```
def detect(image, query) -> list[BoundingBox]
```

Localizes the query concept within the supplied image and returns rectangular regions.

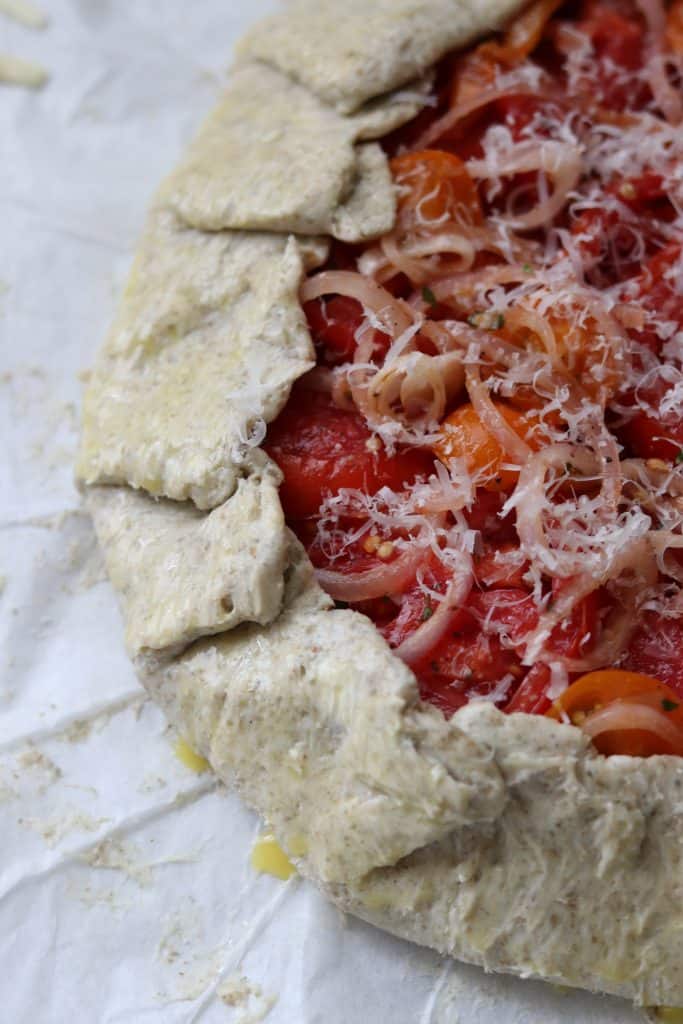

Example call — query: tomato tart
[78,0,683,1010]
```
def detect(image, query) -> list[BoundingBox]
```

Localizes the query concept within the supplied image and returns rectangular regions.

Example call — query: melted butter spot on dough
[286,833,308,858]
[251,834,296,881]
[174,738,210,774]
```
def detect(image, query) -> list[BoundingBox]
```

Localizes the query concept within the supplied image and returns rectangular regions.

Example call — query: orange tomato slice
[390,150,482,231]
[667,0,683,54]
[433,401,540,492]
[547,670,683,757]
[451,0,563,105]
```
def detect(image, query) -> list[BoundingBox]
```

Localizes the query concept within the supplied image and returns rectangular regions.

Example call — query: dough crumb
[217,973,277,1022]
[0,53,48,87]
[0,0,48,29]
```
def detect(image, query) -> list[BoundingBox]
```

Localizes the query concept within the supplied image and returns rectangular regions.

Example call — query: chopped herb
[462,667,474,680]
[467,310,505,330]
[421,603,434,621]
[335,600,349,610]
[522,262,533,273]
[422,285,437,306]
[675,450,683,465]
[662,698,679,712]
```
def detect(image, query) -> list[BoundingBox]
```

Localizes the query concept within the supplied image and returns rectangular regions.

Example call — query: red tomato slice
[466,490,519,543]
[265,383,434,519]
[547,669,683,756]
[505,663,553,714]
[618,408,683,462]
[414,630,525,718]
[573,4,648,109]
[408,587,536,716]
[304,295,390,366]
[381,553,453,648]
[624,614,683,700]
[630,243,683,354]
[475,543,530,589]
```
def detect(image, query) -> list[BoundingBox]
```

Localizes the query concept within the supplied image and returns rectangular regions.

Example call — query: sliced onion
[359,350,464,424]
[300,271,415,336]
[581,702,683,749]
[633,0,683,123]
[396,555,473,668]
[467,142,582,230]
[465,364,532,462]
[315,542,427,603]
[650,530,683,585]
[416,84,536,149]
[379,232,433,284]
[522,536,656,668]
[647,52,683,124]
[503,306,560,360]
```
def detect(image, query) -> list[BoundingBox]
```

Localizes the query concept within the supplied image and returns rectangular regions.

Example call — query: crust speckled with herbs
[77,0,683,1010]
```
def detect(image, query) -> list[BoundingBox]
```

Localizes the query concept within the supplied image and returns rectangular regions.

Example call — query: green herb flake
[422,285,437,306]
[522,262,533,273]
[421,603,434,621]
[675,450,683,465]
[467,310,505,330]
[662,698,679,712]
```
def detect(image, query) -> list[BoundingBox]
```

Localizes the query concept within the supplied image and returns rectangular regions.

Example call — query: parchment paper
[0,3,650,1021]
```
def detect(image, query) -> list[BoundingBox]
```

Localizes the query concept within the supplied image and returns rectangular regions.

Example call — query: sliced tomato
[450,0,562,108]
[390,150,483,231]
[624,614,683,700]
[668,0,683,53]
[433,401,541,492]
[304,295,390,366]
[414,630,525,718]
[463,489,516,541]
[630,243,683,354]
[505,663,553,714]
[265,383,434,518]
[618,408,683,462]
[547,669,683,756]
[475,543,530,589]
[574,4,648,109]
[409,587,536,716]
[381,553,453,648]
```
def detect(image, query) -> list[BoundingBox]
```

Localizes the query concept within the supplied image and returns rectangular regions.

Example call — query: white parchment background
[0,3,650,1021]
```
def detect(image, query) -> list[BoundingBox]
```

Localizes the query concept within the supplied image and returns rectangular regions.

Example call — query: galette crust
[237,0,534,113]
[143,569,683,1007]
[78,0,683,1010]
[77,211,314,510]
[85,460,289,657]
[157,62,431,241]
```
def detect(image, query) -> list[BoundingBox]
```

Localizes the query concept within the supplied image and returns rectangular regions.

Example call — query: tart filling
[266,0,683,755]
